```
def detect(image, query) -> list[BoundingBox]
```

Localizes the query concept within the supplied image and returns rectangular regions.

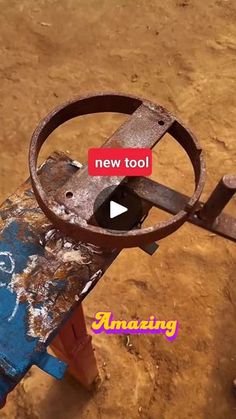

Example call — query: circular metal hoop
[29,93,206,248]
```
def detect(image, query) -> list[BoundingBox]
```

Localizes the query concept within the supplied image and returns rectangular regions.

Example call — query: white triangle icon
[110,200,128,219]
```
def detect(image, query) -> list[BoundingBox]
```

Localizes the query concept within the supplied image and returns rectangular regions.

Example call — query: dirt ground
[0,0,236,418]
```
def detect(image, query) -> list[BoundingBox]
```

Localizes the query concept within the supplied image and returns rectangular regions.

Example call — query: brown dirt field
[0,0,236,418]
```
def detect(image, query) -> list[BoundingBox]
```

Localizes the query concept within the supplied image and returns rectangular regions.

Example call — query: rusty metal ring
[29,93,206,248]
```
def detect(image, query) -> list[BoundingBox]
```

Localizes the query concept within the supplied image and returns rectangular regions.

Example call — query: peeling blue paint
[0,221,67,404]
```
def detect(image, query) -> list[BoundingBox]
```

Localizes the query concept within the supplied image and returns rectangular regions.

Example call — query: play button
[93,185,142,232]
[110,201,128,219]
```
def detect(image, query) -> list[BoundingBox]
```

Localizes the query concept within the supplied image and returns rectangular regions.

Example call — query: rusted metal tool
[0,92,235,408]
[30,92,235,245]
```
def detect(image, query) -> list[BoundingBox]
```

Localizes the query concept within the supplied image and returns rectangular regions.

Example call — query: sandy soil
[0,0,236,418]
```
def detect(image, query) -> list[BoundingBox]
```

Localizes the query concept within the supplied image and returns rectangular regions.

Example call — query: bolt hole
[158,120,164,126]
[66,191,73,199]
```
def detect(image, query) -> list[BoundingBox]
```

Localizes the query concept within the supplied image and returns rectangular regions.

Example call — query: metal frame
[0,93,235,408]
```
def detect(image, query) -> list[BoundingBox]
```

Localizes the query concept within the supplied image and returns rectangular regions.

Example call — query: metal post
[199,174,236,223]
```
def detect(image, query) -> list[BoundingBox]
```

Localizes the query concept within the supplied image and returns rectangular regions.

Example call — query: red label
[88,148,152,176]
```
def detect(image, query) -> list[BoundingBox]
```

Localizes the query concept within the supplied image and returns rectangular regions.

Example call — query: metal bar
[128,177,236,242]
[55,103,174,221]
